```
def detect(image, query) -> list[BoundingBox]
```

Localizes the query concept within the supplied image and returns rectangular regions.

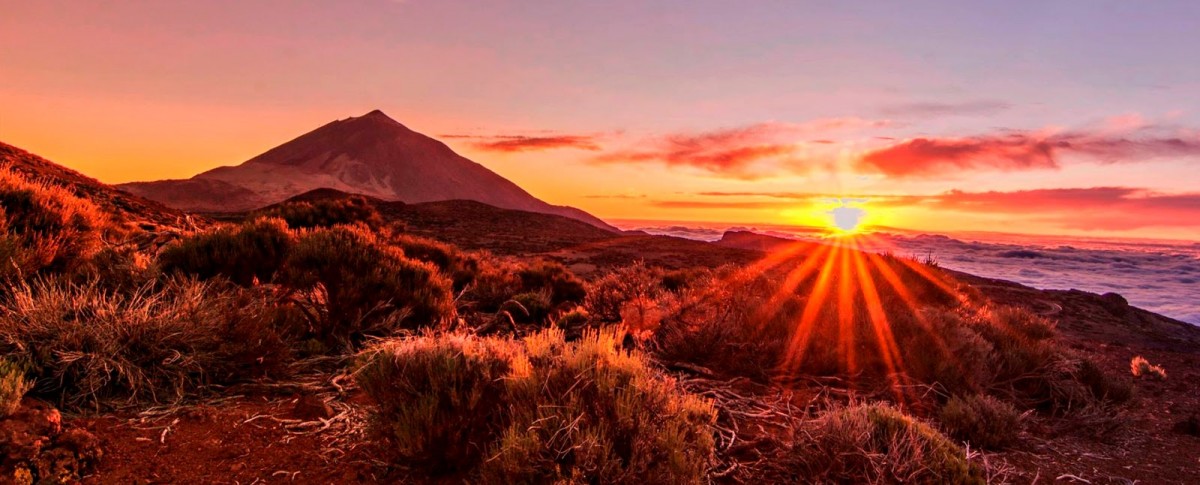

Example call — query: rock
[0,399,101,483]
[291,394,333,421]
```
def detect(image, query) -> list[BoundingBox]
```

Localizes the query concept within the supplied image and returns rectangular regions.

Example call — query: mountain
[118,110,617,231]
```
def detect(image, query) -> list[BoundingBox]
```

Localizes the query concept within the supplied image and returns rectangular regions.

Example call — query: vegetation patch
[356,328,716,483]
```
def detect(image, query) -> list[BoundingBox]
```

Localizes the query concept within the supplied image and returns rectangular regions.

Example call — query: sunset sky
[3,1,1199,240]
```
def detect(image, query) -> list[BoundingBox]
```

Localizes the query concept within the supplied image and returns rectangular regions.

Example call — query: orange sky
[3,2,1199,241]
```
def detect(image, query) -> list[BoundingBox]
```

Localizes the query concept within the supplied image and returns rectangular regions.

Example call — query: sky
[2,1,1199,240]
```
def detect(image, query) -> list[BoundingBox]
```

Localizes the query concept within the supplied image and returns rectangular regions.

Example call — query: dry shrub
[790,403,984,484]
[256,195,382,229]
[939,394,1022,449]
[1,358,32,418]
[1130,355,1167,380]
[509,291,553,324]
[158,218,295,286]
[0,166,108,281]
[356,328,716,483]
[278,225,454,344]
[991,305,1056,340]
[0,278,294,410]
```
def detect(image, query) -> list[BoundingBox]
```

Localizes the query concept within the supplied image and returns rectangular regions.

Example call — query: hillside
[0,142,198,232]
[118,110,616,230]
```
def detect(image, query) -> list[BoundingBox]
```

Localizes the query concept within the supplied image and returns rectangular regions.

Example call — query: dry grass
[939,394,1022,449]
[0,165,109,281]
[1130,355,1167,380]
[788,402,984,484]
[356,327,716,483]
[0,277,294,410]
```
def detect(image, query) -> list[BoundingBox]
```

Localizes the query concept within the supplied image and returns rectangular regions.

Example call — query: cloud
[445,134,603,152]
[918,187,1200,230]
[856,127,1200,177]
[593,118,889,179]
[880,100,1012,117]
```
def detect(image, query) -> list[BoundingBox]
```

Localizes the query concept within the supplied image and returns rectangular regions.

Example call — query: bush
[1130,355,1167,380]
[585,261,661,323]
[389,234,478,291]
[1,358,32,418]
[256,195,382,229]
[158,218,295,286]
[356,334,518,473]
[939,394,1021,449]
[278,226,454,344]
[991,306,1055,340]
[357,328,716,483]
[0,166,108,281]
[0,278,294,409]
[517,260,586,305]
[461,253,524,312]
[790,403,984,484]
[509,291,552,324]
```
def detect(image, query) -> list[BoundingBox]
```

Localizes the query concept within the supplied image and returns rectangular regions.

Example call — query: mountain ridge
[119,110,616,230]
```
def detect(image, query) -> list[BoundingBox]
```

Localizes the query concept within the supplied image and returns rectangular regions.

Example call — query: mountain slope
[1,141,195,230]
[119,110,616,230]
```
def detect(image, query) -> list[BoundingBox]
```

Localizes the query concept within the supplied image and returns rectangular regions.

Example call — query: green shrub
[0,278,293,409]
[357,328,716,483]
[1,358,32,417]
[0,166,108,281]
[278,226,454,344]
[158,218,295,286]
[256,195,382,229]
[939,394,1022,449]
[790,403,984,484]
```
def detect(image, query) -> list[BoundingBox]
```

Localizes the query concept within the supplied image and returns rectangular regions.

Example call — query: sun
[829,204,867,233]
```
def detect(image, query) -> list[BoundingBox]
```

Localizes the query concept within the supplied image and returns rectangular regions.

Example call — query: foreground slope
[118,110,616,230]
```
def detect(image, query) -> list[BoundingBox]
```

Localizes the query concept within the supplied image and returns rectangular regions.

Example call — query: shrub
[158,218,295,286]
[1130,355,1167,380]
[585,261,661,323]
[256,195,382,229]
[790,403,984,484]
[0,278,294,409]
[509,291,552,324]
[357,328,716,483]
[461,253,524,312]
[278,226,454,344]
[939,394,1022,449]
[990,305,1056,340]
[355,334,518,473]
[0,166,108,281]
[1,358,32,418]
[517,260,586,305]
[389,234,478,291]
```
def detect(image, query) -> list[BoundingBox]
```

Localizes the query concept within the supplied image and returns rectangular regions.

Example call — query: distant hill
[119,110,616,231]
[0,141,196,231]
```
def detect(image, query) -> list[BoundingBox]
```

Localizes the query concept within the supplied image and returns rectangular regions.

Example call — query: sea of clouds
[614,221,1200,325]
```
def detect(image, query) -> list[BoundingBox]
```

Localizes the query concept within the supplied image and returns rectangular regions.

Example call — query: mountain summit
[119,110,615,230]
